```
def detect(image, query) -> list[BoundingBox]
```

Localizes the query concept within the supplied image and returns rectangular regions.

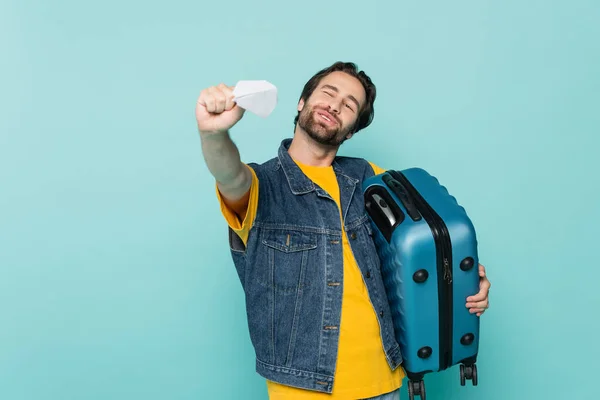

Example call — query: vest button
[350,232,357,240]
[366,271,371,278]
[380,310,384,317]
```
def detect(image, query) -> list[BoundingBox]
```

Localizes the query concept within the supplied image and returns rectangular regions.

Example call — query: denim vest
[227,138,403,393]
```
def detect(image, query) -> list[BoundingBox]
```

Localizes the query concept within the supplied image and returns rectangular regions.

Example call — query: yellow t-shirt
[216,159,404,399]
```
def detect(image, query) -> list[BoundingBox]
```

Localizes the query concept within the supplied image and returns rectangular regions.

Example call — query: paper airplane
[233,80,278,118]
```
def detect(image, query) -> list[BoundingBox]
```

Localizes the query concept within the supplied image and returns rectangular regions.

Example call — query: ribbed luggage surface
[363,168,481,399]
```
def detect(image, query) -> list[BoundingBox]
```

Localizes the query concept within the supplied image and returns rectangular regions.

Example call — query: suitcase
[363,168,480,400]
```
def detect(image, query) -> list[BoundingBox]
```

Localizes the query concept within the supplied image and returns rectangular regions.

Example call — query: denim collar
[276,138,360,196]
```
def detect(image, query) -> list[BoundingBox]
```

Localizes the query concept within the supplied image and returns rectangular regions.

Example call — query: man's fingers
[466,289,487,302]
[482,277,491,292]
[204,90,216,113]
[219,83,236,92]
[470,308,486,315]
[198,84,237,115]
[214,84,237,113]
[224,92,236,112]
[217,83,233,98]
[466,299,488,309]
[468,273,491,303]
[207,87,226,114]
[197,91,206,107]
[218,84,236,111]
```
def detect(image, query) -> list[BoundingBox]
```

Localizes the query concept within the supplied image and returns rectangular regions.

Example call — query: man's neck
[287,130,339,167]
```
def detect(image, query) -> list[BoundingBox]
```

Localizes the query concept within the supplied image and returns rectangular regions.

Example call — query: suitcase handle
[364,186,404,242]
[383,173,422,221]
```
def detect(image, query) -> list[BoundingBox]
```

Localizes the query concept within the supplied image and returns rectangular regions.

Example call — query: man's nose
[328,101,341,114]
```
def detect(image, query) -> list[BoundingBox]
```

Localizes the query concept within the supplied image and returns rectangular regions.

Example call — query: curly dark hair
[293,61,376,134]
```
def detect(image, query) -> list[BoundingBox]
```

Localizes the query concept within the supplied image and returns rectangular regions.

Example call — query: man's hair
[294,61,376,134]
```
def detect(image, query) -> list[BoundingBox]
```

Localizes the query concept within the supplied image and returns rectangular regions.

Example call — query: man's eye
[324,91,333,96]
[345,103,354,111]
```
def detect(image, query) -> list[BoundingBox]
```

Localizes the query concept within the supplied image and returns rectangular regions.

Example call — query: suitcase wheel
[460,363,478,386]
[408,379,426,400]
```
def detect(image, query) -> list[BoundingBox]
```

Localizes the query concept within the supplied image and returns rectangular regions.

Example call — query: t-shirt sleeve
[368,161,387,176]
[215,164,259,246]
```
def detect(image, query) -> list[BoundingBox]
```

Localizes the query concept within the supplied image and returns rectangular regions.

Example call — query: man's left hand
[465,263,491,317]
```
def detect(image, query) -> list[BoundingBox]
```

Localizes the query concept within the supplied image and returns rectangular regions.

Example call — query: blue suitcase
[363,168,480,400]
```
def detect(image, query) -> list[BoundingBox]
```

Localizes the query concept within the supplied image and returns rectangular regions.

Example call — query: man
[196,61,491,399]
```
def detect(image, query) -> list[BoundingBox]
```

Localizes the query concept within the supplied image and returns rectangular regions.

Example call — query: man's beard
[297,107,351,147]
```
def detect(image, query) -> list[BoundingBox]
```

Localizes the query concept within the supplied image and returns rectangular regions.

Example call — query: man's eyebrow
[322,84,360,109]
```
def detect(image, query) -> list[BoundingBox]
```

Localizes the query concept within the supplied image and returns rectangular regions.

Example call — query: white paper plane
[233,80,278,118]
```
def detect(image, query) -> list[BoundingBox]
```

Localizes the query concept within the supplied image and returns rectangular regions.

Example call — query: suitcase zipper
[388,171,454,371]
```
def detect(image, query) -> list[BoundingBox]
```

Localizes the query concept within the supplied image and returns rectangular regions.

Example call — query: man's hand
[466,263,491,317]
[196,83,245,134]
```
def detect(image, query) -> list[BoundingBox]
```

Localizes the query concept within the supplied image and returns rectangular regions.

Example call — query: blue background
[1,0,598,399]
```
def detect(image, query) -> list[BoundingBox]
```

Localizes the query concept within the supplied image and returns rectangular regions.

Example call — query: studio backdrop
[1,0,598,399]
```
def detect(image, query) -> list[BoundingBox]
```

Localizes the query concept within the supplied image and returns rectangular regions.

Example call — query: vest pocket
[258,229,318,294]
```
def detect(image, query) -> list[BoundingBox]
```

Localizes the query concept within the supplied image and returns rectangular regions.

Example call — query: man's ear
[297,99,305,112]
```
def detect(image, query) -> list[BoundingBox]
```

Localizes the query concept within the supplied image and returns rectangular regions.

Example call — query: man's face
[297,71,366,147]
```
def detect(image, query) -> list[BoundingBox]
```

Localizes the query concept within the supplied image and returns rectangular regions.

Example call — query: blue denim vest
[227,138,403,393]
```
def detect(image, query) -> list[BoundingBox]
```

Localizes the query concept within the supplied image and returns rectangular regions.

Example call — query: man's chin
[306,129,343,146]
[312,121,338,137]
[298,114,344,146]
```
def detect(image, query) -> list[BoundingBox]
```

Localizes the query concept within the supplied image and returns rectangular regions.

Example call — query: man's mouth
[316,110,337,126]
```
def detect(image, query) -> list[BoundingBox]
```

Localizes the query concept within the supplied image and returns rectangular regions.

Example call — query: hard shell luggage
[363,168,481,400]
